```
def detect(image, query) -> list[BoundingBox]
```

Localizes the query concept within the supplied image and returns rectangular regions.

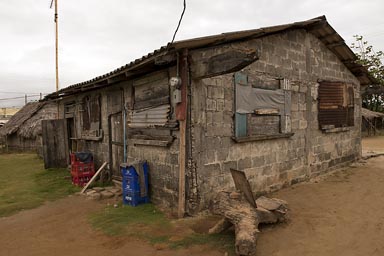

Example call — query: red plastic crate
[71,175,93,187]
[70,153,95,187]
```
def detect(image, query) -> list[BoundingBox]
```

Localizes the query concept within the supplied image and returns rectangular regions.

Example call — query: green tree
[351,35,384,112]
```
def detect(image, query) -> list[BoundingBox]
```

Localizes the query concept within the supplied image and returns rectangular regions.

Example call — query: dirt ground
[1,136,384,256]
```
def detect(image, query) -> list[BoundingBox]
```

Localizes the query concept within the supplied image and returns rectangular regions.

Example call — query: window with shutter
[318,82,354,130]
[129,71,171,129]
[234,72,293,142]
[80,94,102,139]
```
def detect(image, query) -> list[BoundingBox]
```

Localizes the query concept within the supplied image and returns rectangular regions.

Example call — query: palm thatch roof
[0,102,57,139]
[362,108,384,120]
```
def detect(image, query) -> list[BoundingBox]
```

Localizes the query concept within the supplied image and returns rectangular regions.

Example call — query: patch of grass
[89,203,235,254]
[89,203,170,236]
[0,153,80,217]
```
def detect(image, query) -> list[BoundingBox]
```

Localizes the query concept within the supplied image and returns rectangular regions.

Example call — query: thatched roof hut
[362,108,384,136]
[0,102,44,138]
[362,108,384,120]
[0,102,57,152]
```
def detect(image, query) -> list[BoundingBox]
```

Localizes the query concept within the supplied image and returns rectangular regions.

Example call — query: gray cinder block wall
[189,29,361,211]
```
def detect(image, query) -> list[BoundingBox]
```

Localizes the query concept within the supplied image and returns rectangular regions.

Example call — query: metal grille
[318,82,354,128]
[318,82,344,109]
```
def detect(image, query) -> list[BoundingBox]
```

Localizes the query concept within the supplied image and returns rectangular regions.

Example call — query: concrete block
[299,120,308,129]
[238,157,252,170]
[203,163,221,173]
[206,99,216,111]
[216,99,224,112]
[223,160,237,172]
[252,155,265,167]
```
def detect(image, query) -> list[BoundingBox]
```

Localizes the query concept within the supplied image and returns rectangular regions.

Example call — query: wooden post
[177,49,188,218]
[178,120,186,218]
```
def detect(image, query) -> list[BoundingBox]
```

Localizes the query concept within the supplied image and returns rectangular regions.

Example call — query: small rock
[87,192,101,201]
[108,188,122,194]
[100,190,114,199]
[92,187,105,192]
[85,189,97,196]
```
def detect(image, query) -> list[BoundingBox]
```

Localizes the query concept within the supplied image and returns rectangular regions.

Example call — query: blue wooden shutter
[234,72,248,137]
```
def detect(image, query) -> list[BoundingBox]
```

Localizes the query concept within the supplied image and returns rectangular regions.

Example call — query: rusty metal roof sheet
[45,15,374,100]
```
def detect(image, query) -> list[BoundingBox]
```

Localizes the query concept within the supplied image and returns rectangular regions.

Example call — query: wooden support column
[177,49,188,218]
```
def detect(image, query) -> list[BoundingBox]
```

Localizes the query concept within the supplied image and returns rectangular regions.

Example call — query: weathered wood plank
[191,49,259,79]
[247,115,280,136]
[132,71,168,87]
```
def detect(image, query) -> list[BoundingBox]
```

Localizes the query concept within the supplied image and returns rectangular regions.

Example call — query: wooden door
[42,119,68,168]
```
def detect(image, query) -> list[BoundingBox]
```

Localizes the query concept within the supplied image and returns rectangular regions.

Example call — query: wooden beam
[178,119,186,218]
[178,49,188,218]
[107,74,127,84]
[155,53,176,65]
[191,49,259,79]
[81,162,108,193]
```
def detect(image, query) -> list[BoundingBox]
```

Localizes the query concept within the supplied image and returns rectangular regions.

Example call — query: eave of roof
[45,15,374,100]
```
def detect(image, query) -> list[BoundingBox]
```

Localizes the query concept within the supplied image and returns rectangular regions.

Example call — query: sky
[0,0,383,107]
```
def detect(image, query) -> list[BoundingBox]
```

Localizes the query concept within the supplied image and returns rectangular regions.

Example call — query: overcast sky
[0,0,383,107]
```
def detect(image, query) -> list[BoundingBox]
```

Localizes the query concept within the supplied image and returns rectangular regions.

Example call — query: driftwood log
[210,191,288,256]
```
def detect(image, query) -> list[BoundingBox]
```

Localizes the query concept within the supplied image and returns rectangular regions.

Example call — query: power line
[0,91,49,94]
[170,0,186,45]
[0,94,42,101]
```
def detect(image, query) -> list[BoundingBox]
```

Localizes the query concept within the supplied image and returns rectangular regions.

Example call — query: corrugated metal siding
[128,104,170,128]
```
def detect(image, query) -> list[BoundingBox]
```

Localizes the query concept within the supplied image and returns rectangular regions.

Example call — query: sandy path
[0,196,220,256]
[257,155,384,256]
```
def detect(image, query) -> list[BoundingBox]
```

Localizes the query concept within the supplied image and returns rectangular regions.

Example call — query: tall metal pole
[54,0,59,93]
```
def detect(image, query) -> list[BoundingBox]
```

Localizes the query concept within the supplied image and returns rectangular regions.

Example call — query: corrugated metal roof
[45,15,374,100]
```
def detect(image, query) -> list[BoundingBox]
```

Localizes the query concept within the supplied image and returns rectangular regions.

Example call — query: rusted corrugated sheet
[318,108,348,127]
[318,82,344,108]
[129,105,170,128]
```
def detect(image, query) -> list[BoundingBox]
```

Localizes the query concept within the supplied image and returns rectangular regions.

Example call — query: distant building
[0,107,20,119]
[0,102,57,155]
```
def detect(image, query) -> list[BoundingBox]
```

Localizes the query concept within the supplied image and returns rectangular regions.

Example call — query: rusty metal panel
[129,104,170,128]
[318,82,344,109]
[318,108,348,127]
[318,82,355,128]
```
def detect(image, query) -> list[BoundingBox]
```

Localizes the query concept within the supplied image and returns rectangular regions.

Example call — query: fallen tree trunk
[211,191,259,256]
[210,191,288,256]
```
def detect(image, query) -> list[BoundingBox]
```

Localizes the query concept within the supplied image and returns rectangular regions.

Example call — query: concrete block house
[44,16,372,216]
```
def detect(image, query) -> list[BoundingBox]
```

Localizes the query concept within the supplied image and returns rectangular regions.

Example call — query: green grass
[0,153,80,217]
[89,203,170,236]
[89,203,235,254]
